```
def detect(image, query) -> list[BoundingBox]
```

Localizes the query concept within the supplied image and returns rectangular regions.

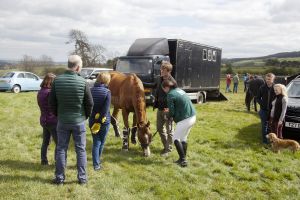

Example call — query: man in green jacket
[162,80,196,167]
[49,55,94,185]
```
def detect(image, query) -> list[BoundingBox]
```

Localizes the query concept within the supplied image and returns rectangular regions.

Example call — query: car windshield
[80,69,93,78]
[287,81,300,98]
[2,72,15,78]
[116,58,152,74]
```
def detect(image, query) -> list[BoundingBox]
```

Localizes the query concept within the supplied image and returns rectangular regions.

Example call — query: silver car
[80,67,113,87]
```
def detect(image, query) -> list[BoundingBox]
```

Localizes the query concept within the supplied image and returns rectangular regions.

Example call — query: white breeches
[173,115,196,142]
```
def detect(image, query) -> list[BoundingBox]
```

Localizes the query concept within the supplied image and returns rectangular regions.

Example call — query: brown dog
[266,133,300,153]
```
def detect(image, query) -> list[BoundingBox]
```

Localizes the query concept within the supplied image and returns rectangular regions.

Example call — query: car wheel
[196,92,205,104]
[12,85,21,93]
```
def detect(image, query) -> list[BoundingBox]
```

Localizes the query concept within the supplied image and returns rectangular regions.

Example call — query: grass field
[1,83,300,200]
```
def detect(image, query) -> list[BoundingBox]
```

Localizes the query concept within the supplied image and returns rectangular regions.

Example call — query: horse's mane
[131,74,146,124]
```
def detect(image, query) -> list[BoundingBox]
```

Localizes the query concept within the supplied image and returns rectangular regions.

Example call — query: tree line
[265,58,300,68]
[1,29,117,76]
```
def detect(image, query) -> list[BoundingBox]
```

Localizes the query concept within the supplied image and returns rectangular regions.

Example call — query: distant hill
[223,51,300,64]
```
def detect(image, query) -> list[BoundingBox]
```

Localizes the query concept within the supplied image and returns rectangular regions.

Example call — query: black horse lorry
[114,38,225,104]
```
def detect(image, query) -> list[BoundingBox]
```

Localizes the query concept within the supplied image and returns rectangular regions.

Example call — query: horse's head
[137,120,152,157]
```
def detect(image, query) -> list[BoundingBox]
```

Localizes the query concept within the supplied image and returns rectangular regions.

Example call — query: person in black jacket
[256,73,276,144]
[153,61,177,156]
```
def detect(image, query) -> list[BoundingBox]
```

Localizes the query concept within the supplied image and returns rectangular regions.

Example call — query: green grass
[1,83,300,199]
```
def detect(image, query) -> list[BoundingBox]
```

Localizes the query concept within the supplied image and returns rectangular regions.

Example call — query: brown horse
[109,71,152,156]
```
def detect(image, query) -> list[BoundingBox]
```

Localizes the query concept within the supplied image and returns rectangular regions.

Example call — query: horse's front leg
[111,107,120,137]
[122,109,130,151]
[131,113,137,145]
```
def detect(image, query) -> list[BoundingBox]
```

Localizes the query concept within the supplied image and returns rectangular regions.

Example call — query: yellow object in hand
[91,123,100,134]
[91,113,101,134]
[102,117,106,123]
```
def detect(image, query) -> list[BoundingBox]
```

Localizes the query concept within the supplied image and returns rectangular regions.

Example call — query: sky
[0,0,300,62]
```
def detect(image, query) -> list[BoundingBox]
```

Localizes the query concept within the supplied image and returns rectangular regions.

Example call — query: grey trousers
[156,110,173,151]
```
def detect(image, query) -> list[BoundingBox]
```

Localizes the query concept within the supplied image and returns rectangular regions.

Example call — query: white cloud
[0,0,300,61]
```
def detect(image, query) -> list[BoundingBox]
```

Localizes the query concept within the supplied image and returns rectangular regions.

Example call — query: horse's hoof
[143,147,151,157]
[131,140,137,145]
[122,144,129,151]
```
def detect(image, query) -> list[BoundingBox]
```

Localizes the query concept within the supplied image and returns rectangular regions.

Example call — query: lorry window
[116,59,152,74]
[208,50,212,61]
[203,49,207,60]
[212,51,217,62]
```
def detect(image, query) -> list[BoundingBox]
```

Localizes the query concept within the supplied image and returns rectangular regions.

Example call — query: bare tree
[39,54,54,68]
[20,54,55,73]
[21,55,35,71]
[67,29,106,67]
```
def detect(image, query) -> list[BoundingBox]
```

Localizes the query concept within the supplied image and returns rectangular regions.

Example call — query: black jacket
[256,83,276,111]
[153,75,177,110]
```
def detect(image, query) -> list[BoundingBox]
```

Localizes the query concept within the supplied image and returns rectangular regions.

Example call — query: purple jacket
[37,87,57,126]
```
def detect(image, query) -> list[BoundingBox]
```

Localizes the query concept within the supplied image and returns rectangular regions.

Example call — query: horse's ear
[146,121,150,127]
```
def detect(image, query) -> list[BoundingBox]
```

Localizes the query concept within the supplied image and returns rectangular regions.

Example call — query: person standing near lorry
[256,73,276,145]
[153,61,177,156]
[233,73,239,93]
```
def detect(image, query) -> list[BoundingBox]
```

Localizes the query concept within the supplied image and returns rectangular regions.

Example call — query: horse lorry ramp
[114,38,227,104]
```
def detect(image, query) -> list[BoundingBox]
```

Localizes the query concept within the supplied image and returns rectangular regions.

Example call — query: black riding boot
[111,116,120,137]
[131,126,137,145]
[181,141,188,157]
[174,140,187,167]
[122,128,130,151]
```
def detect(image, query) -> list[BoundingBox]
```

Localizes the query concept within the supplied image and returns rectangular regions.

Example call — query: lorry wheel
[197,92,204,104]
[12,85,21,93]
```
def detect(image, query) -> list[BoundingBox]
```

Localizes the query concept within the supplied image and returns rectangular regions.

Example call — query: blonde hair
[96,72,111,85]
[68,55,82,71]
[274,84,287,97]
[161,61,173,72]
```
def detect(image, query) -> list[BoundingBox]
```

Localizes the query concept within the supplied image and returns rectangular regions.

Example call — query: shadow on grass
[0,159,52,184]
[103,145,165,165]
[0,174,50,184]
[86,133,165,166]
[0,159,53,172]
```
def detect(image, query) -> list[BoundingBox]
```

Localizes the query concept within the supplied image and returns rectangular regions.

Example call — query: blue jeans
[226,84,231,92]
[41,125,58,164]
[55,121,87,182]
[92,123,110,168]
[259,109,269,144]
[233,83,238,93]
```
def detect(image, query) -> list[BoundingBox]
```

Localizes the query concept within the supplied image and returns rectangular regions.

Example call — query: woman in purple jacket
[37,73,58,165]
